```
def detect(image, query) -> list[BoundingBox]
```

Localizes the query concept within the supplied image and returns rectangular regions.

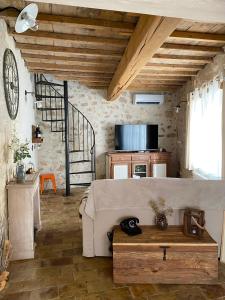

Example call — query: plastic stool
[40,173,57,194]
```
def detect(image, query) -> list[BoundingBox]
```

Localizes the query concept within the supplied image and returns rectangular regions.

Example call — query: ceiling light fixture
[15,3,39,33]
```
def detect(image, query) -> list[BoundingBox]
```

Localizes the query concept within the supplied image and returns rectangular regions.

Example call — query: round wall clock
[3,49,19,120]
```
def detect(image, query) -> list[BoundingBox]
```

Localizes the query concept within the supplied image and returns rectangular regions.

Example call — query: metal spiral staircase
[34,74,96,196]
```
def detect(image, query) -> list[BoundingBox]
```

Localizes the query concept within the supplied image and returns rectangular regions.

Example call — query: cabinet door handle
[160,246,170,261]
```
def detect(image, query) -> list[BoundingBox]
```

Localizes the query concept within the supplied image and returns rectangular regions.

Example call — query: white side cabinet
[6,173,41,261]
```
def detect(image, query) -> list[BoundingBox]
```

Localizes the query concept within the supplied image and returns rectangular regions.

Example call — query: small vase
[155,213,168,230]
[16,163,25,183]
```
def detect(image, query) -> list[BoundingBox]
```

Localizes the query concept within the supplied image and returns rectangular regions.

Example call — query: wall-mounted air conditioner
[133,93,164,105]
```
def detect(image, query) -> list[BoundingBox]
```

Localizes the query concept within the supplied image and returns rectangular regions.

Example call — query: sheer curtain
[186,79,223,179]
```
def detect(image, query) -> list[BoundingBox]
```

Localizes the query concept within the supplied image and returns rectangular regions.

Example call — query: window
[186,79,223,179]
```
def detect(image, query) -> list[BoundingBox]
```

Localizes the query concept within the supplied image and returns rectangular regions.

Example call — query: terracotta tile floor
[1,189,225,299]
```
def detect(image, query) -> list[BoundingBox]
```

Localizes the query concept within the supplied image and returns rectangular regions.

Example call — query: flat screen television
[115,124,158,151]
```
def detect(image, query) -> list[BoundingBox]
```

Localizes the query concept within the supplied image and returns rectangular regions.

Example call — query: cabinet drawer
[111,154,131,162]
[131,154,149,161]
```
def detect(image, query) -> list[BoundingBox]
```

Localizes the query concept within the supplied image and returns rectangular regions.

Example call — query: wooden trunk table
[113,225,218,284]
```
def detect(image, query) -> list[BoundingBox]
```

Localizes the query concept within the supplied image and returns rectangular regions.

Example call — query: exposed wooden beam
[128,85,178,92]
[1,8,135,35]
[55,76,111,83]
[17,43,123,58]
[26,62,115,73]
[82,82,108,88]
[0,8,135,36]
[107,15,180,101]
[144,63,203,71]
[30,69,113,78]
[152,54,213,63]
[136,75,190,81]
[22,53,120,65]
[139,70,197,76]
[9,29,128,47]
[132,79,185,85]
[161,43,224,53]
[171,30,225,43]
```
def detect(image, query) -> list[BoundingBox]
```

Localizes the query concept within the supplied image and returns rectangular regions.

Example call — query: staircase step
[38,108,63,111]
[70,160,91,164]
[70,183,91,187]
[43,119,64,122]
[51,130,65,133]
[70,171,94,175]
[69,150,84,153]
[36,95,63,99]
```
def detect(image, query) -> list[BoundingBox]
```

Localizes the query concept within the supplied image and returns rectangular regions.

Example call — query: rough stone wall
[37,77,178,189]
[175,54,225,178]
[0,20,37,239]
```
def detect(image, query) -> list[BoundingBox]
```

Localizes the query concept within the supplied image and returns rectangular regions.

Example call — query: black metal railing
[34,74,96,195]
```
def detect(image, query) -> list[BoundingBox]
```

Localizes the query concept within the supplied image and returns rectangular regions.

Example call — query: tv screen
[115,124,158,151]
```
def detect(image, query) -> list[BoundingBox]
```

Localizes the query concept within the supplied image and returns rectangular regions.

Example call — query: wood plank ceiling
[0,0,225,100]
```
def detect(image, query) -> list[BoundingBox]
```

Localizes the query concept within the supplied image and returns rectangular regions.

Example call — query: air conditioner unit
[133,93,164,105]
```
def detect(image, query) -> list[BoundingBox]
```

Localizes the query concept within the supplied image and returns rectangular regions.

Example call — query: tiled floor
[1,189,225,299]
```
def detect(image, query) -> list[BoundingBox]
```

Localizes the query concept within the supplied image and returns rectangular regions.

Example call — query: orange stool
[40,173,57,194]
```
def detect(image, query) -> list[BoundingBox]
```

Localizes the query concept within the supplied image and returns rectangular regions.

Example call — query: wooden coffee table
[113,225,218,284]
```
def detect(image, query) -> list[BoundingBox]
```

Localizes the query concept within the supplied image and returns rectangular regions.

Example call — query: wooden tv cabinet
[106,151,171,179]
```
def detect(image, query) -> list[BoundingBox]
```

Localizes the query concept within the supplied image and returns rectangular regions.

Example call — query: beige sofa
[79,177,225,257]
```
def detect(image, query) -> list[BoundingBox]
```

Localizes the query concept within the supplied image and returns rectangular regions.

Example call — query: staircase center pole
[64,81,70,196]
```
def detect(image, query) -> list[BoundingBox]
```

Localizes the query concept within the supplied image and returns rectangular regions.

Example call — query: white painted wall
[0,19,38,237]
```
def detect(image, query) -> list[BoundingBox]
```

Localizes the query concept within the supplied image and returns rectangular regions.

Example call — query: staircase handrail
[35,74,95,153]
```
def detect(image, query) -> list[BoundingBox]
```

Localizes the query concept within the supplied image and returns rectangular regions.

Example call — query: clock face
[3,49,19,120]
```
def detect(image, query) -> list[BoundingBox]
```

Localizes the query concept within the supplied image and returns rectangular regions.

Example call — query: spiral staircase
[34,74,96,196]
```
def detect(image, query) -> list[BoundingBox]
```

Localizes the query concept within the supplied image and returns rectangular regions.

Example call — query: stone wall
[175,54,225,178]
[37,77,178,189]
[0,20,37,240]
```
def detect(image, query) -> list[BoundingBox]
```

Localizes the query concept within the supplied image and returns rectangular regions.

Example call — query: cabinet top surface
[6,172,39,189]
[107,151,170,155]
[113,225,217,247]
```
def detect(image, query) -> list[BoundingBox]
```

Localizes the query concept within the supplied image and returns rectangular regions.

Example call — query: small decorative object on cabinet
[9,131,31,183]
[149,198,173,230]
[183,208,205,238]
[120,217,142,236]
[32,125,43,144]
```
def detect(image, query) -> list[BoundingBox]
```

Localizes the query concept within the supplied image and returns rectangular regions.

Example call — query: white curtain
[186,79,223,179]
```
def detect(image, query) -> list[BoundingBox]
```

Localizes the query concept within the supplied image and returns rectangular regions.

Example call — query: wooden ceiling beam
[139,70,197,76]
[0,8,135,35]
[171,30,225,43]
[30,69,113,78]
[17,43,123,58]
[161,43,224,53]
[81,82,108,87]
[9,29,128,47]
[55,76,111,83]
[152,54,213,63]
[26,62,115,73]
[136,75,190,81]
[22,53,120,65]
[107,15,180,101]
[128,85,178,92]
[132,80,185,85]
[144,63,203,71]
